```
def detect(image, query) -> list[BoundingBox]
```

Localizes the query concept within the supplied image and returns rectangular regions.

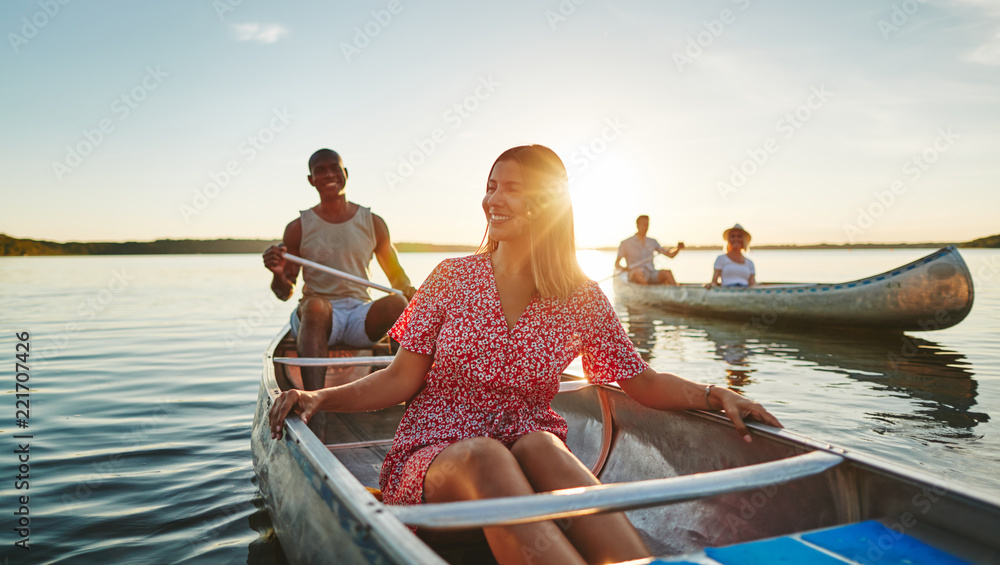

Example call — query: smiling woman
[479,145,589,300]
[267,145,779,565]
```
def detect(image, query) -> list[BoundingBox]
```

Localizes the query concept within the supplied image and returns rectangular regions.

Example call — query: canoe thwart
[387,450,844,530]
[274,356,394,367]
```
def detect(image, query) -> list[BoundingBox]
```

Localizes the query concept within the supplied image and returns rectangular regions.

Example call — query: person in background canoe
[261,148,416,391]
[706,223,756,288]
[614,215,684,285]
[268,145,781,565]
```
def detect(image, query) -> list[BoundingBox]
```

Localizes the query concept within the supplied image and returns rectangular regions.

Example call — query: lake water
[1,249,998,563]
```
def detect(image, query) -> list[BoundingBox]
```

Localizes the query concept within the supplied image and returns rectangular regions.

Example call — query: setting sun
[568,153,645,248]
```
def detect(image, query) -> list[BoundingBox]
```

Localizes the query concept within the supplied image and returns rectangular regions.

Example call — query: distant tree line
[963,234,1000,248]
[0,234,480,256]
[1,232,995,256]
[0,234,274,256]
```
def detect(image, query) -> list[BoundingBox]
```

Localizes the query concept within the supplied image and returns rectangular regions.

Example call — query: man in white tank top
[262,149,416,391]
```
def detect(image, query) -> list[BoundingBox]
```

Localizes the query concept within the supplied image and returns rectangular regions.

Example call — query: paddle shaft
[598,251,661,283]
[283,253,403,296]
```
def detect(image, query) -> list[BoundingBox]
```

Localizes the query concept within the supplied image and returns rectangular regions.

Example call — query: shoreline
[2,233,997,256]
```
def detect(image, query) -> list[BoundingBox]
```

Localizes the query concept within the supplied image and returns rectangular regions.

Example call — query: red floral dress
[379,253,648,505]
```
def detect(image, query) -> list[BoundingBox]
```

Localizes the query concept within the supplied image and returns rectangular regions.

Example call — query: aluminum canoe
[250,326,1000,564]
[613,246,974,331]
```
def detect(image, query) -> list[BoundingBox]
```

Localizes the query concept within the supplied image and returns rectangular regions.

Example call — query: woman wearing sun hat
[706,224,755,288]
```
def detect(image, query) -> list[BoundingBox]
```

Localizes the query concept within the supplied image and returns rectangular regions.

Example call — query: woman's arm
[618,367,782,442]
[269,348,432,439]
[747,273,756,286]
[705,268,722,288]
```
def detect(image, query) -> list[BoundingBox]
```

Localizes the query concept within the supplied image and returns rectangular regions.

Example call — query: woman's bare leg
[510,431,649,564]
[424,437,586,565]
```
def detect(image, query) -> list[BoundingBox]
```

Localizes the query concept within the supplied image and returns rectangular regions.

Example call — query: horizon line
[2,232,994,250]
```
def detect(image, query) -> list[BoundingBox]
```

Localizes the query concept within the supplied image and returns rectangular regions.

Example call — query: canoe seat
[656,520,970,565]
[365,487,383,502]
[278,333,394,351]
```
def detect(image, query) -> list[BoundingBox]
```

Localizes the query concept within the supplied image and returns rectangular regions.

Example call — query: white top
[714,254,755,287]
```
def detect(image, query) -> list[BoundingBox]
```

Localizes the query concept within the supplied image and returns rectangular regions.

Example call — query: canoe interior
[259,331,1000,564]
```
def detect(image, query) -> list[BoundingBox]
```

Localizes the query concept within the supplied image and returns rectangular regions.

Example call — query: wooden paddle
[283,253,403,296]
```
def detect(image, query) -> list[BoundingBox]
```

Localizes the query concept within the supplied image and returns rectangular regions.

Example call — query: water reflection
[248,490,288,564]
[616,303,989,432]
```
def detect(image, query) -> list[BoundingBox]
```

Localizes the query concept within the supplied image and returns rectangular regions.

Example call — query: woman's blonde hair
[477,145,589,300]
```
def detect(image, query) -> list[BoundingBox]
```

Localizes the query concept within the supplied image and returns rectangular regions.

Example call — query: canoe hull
[613,246,974,331]
[252,323,1000,563]
[250,328,446,565]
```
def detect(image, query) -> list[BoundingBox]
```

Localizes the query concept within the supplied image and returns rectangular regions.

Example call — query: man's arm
[262,219,302,301]
[614,242,628,271]
[372,214,416,299]
[661,242,685,259]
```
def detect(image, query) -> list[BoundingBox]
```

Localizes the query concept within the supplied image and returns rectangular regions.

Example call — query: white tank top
[298,206,376,302]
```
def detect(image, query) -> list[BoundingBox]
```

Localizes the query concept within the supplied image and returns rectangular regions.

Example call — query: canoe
[613,246,974,331]
[250,326,1000,564]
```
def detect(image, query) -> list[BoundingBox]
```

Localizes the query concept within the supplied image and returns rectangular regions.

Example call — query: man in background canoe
[262,148,416,391]
[615,215,685,285]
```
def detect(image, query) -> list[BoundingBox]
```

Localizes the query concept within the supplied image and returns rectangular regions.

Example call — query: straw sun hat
[722,224,751,245]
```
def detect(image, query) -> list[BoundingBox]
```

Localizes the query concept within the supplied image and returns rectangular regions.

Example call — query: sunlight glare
[569,154,644,249]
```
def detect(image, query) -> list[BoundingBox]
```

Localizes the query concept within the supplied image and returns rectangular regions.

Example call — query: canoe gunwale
[686,406,1000,512]
[252,324,447,565]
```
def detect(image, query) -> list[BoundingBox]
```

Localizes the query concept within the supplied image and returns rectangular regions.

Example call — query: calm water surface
[0,249,997,563]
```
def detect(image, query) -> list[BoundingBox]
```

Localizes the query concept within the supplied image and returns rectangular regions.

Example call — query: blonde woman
[706,224,756,288]
[270,146,781,564]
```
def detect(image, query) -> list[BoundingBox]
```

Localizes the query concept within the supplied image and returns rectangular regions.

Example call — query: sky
[2,0,998,248]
